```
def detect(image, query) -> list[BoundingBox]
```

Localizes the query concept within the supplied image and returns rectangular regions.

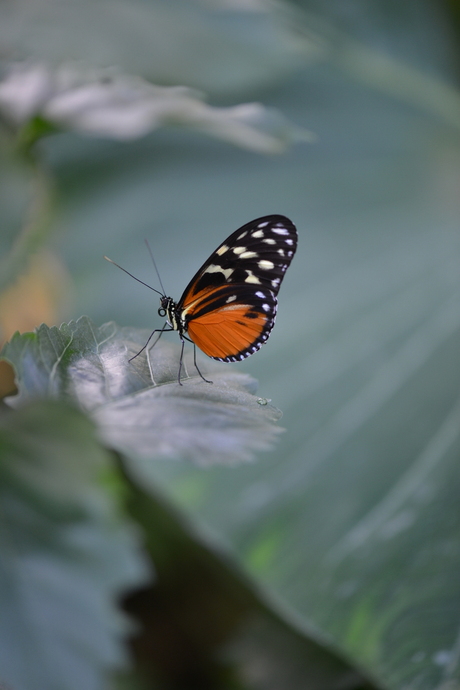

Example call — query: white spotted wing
[177,215,297,361]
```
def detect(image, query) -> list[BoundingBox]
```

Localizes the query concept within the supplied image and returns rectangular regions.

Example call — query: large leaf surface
[45,110,460,690]
[2,3,460,689]
[32,13,460,690]
[0,0,305,96]
[2,318,283,466]
[122,478,377,690]
[0,400,149,690]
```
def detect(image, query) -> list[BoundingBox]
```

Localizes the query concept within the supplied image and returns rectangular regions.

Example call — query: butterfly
[105,215,297,384]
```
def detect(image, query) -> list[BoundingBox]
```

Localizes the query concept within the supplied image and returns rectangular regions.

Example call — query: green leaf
[0,400,149,690]
[1,317,283,465]
[0,64,313,153]
[122,477,376,690]
[0,0,305,97]
[30,76,460,690]
[3,4,460,689]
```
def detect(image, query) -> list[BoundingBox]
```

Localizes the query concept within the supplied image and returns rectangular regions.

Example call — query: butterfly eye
[158,307,167,317]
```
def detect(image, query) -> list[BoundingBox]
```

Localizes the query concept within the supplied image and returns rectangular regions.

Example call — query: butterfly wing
[177,215,297,361]
[185,284,277,361]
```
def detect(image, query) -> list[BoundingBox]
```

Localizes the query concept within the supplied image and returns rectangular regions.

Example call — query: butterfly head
[159,295,181,331]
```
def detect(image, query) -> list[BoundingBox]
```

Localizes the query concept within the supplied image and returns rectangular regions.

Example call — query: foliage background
[1,1,460,690]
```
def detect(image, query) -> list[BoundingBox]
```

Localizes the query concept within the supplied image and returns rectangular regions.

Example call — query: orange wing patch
[181,286,218,314]
[187,304,268,360]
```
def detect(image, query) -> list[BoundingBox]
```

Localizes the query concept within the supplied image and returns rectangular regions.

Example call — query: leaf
[4,5,459,689]
[121,478,376,690]
[140,225,460,690]
[1,317,283,466]
[0,63,313,152]
[0,0,307,96]
[0,400,149,690]
[28,62,460,690]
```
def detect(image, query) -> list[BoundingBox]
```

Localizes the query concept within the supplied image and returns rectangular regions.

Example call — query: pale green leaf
[2,318,283,466]
[0,400,149,690]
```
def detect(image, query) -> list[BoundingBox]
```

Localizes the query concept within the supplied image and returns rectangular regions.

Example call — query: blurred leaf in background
[0,401,149,690]
[1,1,460,689]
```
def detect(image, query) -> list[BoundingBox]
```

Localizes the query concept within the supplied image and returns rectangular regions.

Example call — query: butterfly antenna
[145,239,167,296]
[104,256,163,296]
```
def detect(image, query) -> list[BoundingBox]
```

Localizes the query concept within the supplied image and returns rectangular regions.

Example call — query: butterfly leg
[177,337,186,385]
[129,323,173,362]
[192,343,213,384]
[181,335,212,384]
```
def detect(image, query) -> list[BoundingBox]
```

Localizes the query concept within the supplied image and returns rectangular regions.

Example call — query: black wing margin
[178,215,297,308]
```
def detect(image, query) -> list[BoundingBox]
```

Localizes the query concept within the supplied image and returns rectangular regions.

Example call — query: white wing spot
[251,229,264,238]
[240,250,258,259]
[226,294,237,303]
[258,259,274,270]
[277,248,285,256]
[255,291,265,298]
[263,238,276,245]
[216,244,229,256]
[262,303,270,312]
[258,221,269,228]
[237,231,248,240]
[272,228,289,235]
[245,270,261,284]
[285,238,294,245]
[204,264,234,280]
[233,246,247,255]
[271,278,280,288]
